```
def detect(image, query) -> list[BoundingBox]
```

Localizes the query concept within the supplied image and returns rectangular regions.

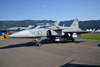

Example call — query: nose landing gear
[32,38,41,47]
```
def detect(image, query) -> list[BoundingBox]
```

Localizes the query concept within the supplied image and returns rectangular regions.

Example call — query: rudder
[70,17,79,28]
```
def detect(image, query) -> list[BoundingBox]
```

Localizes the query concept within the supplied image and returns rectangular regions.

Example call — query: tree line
[0,20,100,30]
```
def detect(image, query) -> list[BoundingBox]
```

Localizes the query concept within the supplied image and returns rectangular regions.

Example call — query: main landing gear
[32,38,41,47]
[70,33,75,42]
[71,38,75,42]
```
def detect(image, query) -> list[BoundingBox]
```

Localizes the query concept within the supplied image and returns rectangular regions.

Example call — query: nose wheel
[32,38,41,47]
[36,42,41,46]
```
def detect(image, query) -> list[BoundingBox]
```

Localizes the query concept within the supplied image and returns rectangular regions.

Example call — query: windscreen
[34,23,54,29]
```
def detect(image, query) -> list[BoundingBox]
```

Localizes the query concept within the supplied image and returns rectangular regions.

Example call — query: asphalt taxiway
[0,38,100,67]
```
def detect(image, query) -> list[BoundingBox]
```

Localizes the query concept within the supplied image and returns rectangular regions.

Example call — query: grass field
[0,37,5,40]
[81,34,100,40]
[0,37,9,40]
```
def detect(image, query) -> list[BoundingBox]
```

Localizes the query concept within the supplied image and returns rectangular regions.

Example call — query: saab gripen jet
[9,17,88,46]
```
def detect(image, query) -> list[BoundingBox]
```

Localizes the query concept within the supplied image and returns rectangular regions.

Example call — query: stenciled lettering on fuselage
[31,30,42,35]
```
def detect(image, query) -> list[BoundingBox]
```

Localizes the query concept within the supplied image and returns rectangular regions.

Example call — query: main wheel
[72,39,75,42]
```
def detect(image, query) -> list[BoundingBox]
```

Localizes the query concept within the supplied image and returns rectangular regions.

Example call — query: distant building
[96,29,100,32]
[86,28,100,34]
[92,29,96,32]
[86,29,90,31]
[86,29,93,32]
[89,29,93,32]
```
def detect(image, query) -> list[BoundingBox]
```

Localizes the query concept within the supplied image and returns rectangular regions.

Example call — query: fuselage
[8,25,82,38]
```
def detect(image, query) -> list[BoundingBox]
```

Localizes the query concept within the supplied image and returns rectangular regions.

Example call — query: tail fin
[54,21,60,25]
[70,17,79,28]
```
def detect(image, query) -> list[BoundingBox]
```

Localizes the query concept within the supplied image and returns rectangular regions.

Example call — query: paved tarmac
[0,38,100,67]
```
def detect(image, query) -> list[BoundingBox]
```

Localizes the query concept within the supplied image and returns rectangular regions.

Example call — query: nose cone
[8,30,28,37]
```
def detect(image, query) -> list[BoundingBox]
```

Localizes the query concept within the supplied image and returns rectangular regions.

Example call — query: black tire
[72,39,75,42]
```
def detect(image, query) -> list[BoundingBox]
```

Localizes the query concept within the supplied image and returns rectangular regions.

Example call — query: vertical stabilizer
[70,17,79,28]
[54,21,60,25]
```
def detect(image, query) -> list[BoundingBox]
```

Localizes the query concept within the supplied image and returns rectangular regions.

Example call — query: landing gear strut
[32,38,41,47]
[70,33,75,42]
[71,38,75,42]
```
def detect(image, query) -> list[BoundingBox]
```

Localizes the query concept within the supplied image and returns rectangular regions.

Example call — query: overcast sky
[0,0,100,21]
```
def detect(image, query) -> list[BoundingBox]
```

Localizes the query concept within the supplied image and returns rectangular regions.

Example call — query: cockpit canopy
[34,23,54,29]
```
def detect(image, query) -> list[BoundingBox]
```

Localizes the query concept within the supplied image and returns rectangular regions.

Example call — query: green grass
[80,34,100,40]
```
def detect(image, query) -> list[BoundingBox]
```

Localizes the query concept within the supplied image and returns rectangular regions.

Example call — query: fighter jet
[9,17,88,46]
